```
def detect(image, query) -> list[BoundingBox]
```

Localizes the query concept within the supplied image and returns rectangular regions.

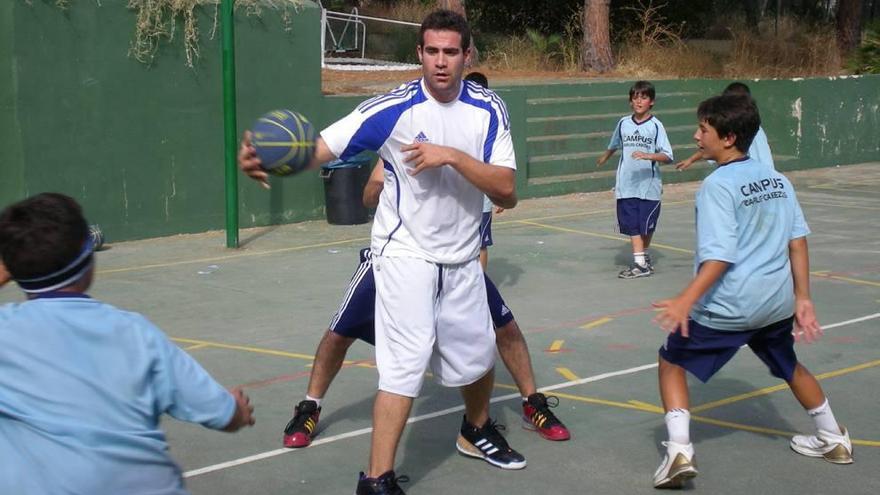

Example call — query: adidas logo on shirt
[500,305,511,316]
[414,131,430,143]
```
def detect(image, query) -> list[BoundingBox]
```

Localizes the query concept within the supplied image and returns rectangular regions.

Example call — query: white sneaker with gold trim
[790,427,854,464]
[653,441,698,489]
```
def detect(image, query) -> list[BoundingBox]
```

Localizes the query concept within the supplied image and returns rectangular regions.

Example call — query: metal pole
[221,0,239,248]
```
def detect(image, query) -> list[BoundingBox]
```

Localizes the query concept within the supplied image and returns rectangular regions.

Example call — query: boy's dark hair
[723,82,752,97]
[697,95,761,153]
[629,80,656,101]
[0,193,88,281]
[464,71,488,88]
[419,9,471,51]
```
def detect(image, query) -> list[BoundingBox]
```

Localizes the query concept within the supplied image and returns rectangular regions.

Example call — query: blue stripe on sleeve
[459,87,500,163]
[341,87,428,161]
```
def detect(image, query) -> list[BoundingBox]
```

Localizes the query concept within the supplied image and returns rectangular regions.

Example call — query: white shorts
[373,255,495,397]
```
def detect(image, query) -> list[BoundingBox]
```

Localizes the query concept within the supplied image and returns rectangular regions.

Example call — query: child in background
[597,80,673,279]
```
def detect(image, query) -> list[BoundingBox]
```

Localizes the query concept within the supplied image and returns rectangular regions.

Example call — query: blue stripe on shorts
[330,253,513,344]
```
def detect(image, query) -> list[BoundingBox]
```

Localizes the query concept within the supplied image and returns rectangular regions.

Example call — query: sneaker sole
[455,435,527,470]
[654,467,698,489]
[522,417,571,441]
[789,442,853,464]
[619,271,652,279]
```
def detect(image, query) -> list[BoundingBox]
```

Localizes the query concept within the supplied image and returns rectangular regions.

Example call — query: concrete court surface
[2,162,878,494]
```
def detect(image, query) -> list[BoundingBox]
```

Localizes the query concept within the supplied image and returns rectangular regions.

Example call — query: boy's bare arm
[632,151,673,163]
[652,260,729,337]
[363,159,385,209]
[596,149,616,167]
[223,387,256,432]
[789,236,822,343]
[675,150,703,170]
[0,262,10,287]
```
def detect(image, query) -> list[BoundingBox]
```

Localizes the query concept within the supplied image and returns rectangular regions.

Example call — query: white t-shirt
[322,78,516,264]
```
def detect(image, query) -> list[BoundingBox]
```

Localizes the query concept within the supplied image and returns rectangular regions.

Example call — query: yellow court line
[557,391,880,447]
[99,237,371,276]
[494,200,694,227]
[556,367,580,381]
[183,343,211,351]
[628,400,665,413]
[581,317,613,330]
[171,337,318,362]
[515,220,694,255]
[811,271,880,288]
[97,202,695,276]
[549,340,565,352]
[691,359,880,413]
[800,200,880,211]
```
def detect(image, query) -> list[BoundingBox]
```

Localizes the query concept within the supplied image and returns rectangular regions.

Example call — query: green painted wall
[2,2,878,242]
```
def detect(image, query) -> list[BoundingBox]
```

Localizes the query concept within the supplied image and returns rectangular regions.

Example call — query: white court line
[183,312,880,478]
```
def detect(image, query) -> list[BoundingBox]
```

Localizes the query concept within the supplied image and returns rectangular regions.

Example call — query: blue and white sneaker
[456,415,527,470]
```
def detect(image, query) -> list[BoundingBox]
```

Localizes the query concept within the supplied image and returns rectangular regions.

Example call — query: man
[240,10,525,495]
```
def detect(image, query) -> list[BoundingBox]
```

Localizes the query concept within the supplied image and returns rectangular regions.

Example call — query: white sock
[665,409,691,444]
[634,252,646,267]
[305,395,323,408]
[807,398,841,434]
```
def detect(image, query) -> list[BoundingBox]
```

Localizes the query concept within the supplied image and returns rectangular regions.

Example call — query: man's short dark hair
[723,82,752,97]
[697,95,761,153]
[419,9,471,51]
[629,80,656,101]
[0,193,88,281]
[464,71,488,88]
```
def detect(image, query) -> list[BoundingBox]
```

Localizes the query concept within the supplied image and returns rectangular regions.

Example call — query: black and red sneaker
[522,393,571,441]
[282,399,321,448]
[355,470,408,495]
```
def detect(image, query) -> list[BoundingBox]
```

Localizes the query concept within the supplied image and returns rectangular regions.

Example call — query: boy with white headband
[0,193,256,495]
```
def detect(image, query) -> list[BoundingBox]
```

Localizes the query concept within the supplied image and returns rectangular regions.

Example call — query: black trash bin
[320,156,373,225]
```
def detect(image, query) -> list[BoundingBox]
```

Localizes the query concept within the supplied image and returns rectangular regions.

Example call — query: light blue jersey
[691,157,809,331]
[482,194,493,213]
[750,126,775,170]
[607,115,673,200]
[0,295,235,495]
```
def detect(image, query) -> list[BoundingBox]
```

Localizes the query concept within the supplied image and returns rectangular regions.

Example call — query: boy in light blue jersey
[0,193,255,495]
[597,80,674,279]
[650,95,852,489]
[676,82,775,171]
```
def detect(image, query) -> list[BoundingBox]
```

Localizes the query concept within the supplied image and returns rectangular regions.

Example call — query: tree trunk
[436,0,479,65]
[580,0,614,72]
[836,0,863,54]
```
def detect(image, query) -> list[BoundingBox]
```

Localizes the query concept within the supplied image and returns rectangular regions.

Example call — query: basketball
[89,224,105,251]
[251,109,316,177]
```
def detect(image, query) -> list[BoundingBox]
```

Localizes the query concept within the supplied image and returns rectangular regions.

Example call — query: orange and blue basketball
[251,109,316,177]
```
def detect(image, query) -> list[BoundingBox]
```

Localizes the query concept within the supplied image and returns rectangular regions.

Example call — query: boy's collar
[28,291,91,300]
[631,114,654,125]
[716,155,750,167]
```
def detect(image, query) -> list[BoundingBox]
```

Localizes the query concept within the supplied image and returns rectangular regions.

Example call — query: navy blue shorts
[480,211,494,248]
[659,316,798,383]
[617,198,661,236]
[329,249,514,345]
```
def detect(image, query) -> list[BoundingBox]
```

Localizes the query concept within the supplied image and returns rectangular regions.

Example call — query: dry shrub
[482,35,552,71]
[613,0,721,78]
[725,16,841,77]
[358,0,434,23]
[616,43,722,78]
